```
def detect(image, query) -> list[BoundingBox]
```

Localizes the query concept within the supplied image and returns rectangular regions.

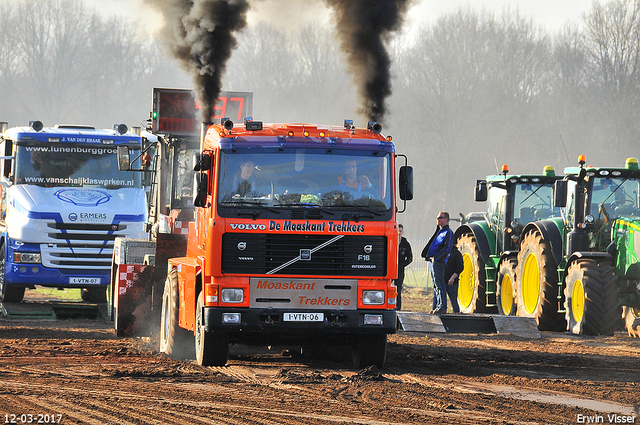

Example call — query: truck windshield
[217,150,392,210]
[588,176,640,219]
[14,142,143,189]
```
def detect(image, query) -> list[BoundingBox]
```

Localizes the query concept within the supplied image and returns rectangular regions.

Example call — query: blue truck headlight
[221,288,244,303]
[14,252,41,264]
[362,290,385,305]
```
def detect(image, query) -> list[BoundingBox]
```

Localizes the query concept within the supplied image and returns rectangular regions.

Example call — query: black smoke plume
[325,0,413,125]
[144,0,250,121]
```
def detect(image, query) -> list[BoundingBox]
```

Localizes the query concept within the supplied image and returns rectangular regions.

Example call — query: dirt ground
[0,288,639,425]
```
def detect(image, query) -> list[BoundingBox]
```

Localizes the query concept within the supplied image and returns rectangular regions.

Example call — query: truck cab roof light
[626,157,639,170]
[29,121,44,131]
[501,164,509,175]
[115,124,128,134]
[543,165,555,177]
[221,118,234,130]
[344,119,354,130]
[367,121,382,134]
[245,120,263,131]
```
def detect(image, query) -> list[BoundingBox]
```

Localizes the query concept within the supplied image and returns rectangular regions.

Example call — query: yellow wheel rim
[522,252,541,314]
[458,252,475,309]
[571,279,585,323]
[501,274,514,315]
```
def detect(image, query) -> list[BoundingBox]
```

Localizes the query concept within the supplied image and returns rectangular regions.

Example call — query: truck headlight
[221,288,244,303]
[362,290,385,305]
[14,253,41,264]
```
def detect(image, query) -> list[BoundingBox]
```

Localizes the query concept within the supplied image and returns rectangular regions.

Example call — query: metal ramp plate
[397,312,446,333]
[1,302,56,320]
[397,311,541,338]
[492,315,541,338]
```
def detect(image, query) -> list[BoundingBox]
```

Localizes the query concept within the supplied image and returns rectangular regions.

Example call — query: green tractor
[455,165,562,318]
[519,156,640,337]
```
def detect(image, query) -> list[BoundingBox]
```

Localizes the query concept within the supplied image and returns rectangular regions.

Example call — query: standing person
[444,245,463,313]
[395,224,413,310]
[421,212,454,314]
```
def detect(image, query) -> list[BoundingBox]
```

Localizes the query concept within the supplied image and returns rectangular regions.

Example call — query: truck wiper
[224,199,280,215]
[275,202,334,216]
[340,205,383,217]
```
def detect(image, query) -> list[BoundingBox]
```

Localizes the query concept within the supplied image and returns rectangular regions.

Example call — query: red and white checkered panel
[172,221,189,235]
[118,264,149,296]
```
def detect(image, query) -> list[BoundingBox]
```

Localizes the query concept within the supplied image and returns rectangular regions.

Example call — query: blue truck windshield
[14,142,143,189]
[217,150,393,210]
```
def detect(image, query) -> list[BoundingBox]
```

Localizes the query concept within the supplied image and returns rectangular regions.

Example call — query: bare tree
[582,0,640,147]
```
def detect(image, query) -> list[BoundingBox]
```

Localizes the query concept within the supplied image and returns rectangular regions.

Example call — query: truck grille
[221,233,387,276]
[40,223,128,269]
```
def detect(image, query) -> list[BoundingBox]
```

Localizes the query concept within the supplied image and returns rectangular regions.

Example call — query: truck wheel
[516,230,564,331]
[159,269,194,358]
[622,306,640,338]
[456,233,491,313]
[195,292,229,366]
[565,259,620,336]
[0,243,25,303]
[497,259,517,316]
[81,287,107,303]
[352,334,387,369]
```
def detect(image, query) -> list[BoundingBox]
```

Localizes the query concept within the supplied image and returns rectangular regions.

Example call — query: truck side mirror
[554,180,567,207]
[193,173,209,208]
[399,166,413,201]
[117,146,131,171]
[194,153,211,171]
[475,180,487,202]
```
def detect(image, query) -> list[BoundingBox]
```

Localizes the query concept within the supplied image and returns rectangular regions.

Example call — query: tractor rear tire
[622,306,640,338]
[565,259,620,336]
[195,292,229,366]
[0,243,25,303]
[352,334,387,369]
[497,259,517,316]
[159,269,194,359]
[516,230,564,331]
[456,233,492,314]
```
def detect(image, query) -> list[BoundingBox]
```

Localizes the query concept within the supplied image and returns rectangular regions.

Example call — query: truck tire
[0,243,25,303]
[564,259,620,336]
[160,269,194,358]
[352,334,387,369]
[456,233,491,313]
[516,230,564,331]
[497,259,517,316]
[195,292,229,366]
[622,306,640,338]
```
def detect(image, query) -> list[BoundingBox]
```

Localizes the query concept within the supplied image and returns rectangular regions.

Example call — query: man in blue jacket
[421,212,454,314]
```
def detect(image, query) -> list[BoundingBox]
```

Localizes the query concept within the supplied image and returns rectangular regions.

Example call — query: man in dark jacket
[421,211,454,314]
[395,224,413,310]
[444,245,463,313]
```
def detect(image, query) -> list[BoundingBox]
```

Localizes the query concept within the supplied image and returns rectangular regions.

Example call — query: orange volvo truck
[123,118,413,368]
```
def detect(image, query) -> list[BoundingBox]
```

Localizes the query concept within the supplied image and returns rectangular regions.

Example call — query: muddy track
[1,315,639,424]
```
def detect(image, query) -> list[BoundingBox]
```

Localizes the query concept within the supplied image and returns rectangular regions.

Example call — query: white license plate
[69,277,101,285]
[283,312,324,322]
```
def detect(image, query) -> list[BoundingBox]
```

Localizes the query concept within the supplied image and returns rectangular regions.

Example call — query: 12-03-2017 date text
[4,414,62,424]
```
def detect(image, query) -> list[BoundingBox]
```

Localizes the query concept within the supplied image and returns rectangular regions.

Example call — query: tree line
[1,0,640,235]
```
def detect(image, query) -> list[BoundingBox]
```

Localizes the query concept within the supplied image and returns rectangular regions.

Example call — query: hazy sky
[85,0,596,36]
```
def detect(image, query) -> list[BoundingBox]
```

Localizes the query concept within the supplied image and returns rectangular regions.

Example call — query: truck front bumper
[203,307,397,346]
